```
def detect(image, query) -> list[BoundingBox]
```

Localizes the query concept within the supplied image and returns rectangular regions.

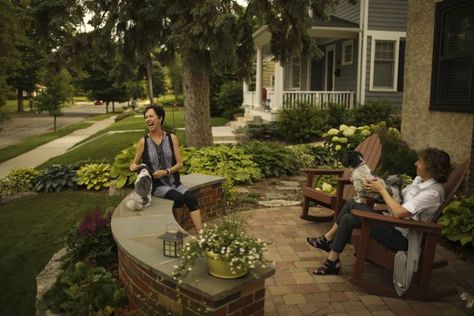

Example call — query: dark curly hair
[417,148,451,183]
[143,104,165,125]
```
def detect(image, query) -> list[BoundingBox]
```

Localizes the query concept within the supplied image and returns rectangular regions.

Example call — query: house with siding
[242,0,407,122]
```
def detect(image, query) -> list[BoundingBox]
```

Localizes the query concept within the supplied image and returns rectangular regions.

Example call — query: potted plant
[172,216,267,282]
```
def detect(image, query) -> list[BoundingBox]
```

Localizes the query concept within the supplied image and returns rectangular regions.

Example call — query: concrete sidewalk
[0,116,116,178]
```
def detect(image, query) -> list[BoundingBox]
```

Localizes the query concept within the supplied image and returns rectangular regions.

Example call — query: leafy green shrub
[373,123,417,177]
[295,143,338,167]
[76,163,111,190]
[324,103,351,129]
[35,164,78,192]
[184,145,261,201]
[277,103,328,143]
[244,122,280,141]
[63,207,117,267]
[286,144,317,168]
[110,145,137,189]
[213,81,244,119]
[39,261,127,315]
[439,194,474,246]
[240,141,301,177]
[0,167,40,197]
[351,100,400,129]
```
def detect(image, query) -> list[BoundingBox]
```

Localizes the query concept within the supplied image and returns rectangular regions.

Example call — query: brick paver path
[243,206,473,315]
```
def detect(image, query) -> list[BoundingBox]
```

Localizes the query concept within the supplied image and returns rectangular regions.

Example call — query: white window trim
[342,40,353,66]
[325,44,336,91]
[369,33,400,92]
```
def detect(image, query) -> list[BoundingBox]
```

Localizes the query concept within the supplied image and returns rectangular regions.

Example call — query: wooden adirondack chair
[350,158,470,301]
[300,134,382,222]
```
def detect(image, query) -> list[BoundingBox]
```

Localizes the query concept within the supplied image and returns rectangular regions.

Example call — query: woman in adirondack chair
[307,148,451,275]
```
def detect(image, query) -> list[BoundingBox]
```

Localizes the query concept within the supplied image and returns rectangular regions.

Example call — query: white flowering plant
[172,216,267,282]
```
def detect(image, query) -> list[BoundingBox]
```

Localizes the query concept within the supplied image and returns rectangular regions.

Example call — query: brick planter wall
[112,174,275,316]
[175,181,224,231]
[118,249,266,316]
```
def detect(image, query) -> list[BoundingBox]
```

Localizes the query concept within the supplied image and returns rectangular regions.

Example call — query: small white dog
[343,151,402,204]
[125,164,152,211]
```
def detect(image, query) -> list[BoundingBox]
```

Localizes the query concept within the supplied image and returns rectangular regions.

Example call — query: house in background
[241,0,407,122]
[401,0,473,187]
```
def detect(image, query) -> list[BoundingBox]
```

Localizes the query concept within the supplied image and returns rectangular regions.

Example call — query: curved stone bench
[112,173,275,315]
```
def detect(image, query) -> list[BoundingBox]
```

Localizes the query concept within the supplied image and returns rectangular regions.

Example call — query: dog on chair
[125,164,153,211]
[342,151,402,204]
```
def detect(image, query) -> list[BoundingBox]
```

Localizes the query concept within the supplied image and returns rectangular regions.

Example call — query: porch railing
[283,91,355,109]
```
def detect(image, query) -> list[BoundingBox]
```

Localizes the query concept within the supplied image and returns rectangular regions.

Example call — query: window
[371,39,398,91]
[430,0,474,113]
[290,57,301,89]
[342,40,353,65]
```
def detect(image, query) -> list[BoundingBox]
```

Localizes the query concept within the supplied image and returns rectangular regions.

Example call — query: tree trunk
[112,101,115,113]
[146,57,154,104]
[53,115,57,132]
[106,101,109,113]
[182,50,213,147]
[17,89,24,113]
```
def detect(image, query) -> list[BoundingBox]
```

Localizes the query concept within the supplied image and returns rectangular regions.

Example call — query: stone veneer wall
[401,0,473,172]
[118,249,266,316]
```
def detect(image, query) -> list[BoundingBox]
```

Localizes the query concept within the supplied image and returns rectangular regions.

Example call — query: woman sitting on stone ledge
[130,104,203,231]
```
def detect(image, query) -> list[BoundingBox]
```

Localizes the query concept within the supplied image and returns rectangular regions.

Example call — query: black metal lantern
[158,224,187,258]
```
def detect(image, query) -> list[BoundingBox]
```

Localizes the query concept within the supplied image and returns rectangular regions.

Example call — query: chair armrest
[351,209,443,233]
[300,168,345,176]
[335,177,351,185]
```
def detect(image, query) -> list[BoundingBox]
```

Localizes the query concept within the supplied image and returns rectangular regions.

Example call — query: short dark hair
[143,104,165,125]
[417,148,451,183]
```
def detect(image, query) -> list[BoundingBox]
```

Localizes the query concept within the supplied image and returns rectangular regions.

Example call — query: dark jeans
[164,190,199,211]
[330,199,408,253]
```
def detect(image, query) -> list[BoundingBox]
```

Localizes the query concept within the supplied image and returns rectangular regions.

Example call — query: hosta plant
[110,145,137,189]
[76,163,111,190]
[184,145,261,201]
[439,194,474,246]
[173,216,267,282]
[240,141,301,177]
[0,167,40,197]
[35,164,78,192]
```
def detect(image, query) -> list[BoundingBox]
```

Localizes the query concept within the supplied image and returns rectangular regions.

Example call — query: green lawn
[0,122,93,164]
[0,191,123,316]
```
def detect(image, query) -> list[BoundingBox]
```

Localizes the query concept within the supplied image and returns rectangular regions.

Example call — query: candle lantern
[158,224,187,258]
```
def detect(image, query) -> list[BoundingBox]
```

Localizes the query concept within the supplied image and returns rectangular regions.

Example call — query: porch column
[255,47,263,108]
[273,61,284,111]
[242,81,249,107]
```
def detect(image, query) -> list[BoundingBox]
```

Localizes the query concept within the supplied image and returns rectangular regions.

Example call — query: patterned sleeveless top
[142,132,181,190]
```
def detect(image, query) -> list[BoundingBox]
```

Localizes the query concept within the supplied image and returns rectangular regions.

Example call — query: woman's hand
[152,170,169,178]
[364,178,384,193]
[130,162,139,172]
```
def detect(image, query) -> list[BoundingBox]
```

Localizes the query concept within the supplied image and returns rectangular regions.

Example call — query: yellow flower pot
[205,251,248,279]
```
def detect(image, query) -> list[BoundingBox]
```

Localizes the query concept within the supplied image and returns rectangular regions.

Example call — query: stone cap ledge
[111,173,275,301]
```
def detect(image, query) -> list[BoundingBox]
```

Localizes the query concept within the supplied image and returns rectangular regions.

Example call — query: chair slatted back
[432,159,470,223]
[342,134,382,201]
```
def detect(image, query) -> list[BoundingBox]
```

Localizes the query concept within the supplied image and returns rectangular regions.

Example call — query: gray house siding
[368,0,407,31]
[333,1,360,24]
[335,40,358,91]
[365,37,403,109]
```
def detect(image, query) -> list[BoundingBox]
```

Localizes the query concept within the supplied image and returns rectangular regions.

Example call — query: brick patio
[243,206,474,315]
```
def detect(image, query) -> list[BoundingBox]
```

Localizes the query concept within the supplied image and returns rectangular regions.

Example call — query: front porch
[243,90,356,113]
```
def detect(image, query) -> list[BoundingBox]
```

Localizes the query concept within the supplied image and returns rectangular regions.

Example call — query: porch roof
[253,16,359,48]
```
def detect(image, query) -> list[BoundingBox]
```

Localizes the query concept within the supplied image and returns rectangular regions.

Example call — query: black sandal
[313,259,341,275]
[306,235,331,252]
